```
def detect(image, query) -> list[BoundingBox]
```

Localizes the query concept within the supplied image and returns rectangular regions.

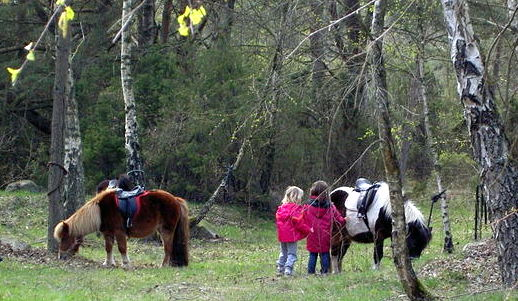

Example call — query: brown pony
[53,189,189,267]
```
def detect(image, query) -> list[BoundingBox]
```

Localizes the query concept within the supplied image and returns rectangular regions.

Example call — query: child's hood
[276,203,303,220]
[308,198,331,218]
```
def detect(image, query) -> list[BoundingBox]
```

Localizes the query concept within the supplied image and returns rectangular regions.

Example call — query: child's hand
[310,227,314,233]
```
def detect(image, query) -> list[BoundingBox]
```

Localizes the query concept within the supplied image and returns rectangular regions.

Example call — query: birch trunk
[47,10,68,252]
[122,0,145,187]
[63,60,85,218]
[440,0,518,286]
[370,1,433,299]
[416,51,453,253]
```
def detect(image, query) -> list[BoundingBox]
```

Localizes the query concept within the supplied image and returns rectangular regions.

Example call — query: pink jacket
[275,203,311,243]
[304,200,346,253]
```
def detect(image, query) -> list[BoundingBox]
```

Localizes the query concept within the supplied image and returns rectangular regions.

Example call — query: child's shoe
[276,265,284,275]
[284,267,293,276]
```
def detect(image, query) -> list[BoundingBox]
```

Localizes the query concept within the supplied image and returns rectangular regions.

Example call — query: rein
[427,189,446,228]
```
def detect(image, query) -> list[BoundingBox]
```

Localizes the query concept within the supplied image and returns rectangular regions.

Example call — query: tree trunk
[369,1,434,299]
[122,0,145,187]
[440,0,518,286]
[213,0,236,46]
[509,0,518,31]
[138,0,156,48]
[309,0,329,174]
[259,2,290,194]
[160,0,173,43]
[47,10,68,252]
[416,49,453,253]
[63,58,85,218]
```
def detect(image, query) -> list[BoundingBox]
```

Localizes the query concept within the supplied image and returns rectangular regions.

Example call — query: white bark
[121,0,144,187]
[63,62,85,218]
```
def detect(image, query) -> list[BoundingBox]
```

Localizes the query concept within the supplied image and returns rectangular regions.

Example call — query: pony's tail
[171,200,190,267]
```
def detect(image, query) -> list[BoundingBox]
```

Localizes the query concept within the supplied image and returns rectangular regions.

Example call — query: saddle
[354,178,381,220]
[115,186,147,229]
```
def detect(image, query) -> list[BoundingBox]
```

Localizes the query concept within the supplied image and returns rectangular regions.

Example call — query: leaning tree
[439,0,518,286]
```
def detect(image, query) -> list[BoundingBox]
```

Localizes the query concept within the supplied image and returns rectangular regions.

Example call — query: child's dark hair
[310,180,329,202]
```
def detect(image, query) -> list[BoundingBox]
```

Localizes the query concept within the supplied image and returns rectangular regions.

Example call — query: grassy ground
[0,190,516,300]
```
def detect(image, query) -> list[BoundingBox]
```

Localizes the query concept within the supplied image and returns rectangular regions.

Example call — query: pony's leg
[102,234,116,266]
[115,233,130,267]
[337,240,351,273]
[331,239,350,274]
[159,229,174,267]
[372,237,384,270]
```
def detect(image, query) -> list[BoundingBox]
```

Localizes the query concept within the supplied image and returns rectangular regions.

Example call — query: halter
[427,189,446,228]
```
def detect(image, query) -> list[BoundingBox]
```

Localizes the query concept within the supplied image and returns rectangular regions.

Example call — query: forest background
[0,0,516,212]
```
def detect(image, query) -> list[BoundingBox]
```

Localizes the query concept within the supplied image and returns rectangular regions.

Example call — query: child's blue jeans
[277,242,298,270]
[308,252,330,274]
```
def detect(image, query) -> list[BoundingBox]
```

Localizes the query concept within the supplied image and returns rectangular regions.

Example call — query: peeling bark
[440,0,518,286]
[370,1,434,299]
[122,0,145,187]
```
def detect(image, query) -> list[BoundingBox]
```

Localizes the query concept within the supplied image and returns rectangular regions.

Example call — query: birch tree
[121,0,145,187]
[369,0,433,299]
[440,0,518,286]
[413,18,454,252]
[63,56,85,219]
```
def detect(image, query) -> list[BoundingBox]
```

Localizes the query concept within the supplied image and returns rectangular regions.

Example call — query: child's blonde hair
[282,186,304,204]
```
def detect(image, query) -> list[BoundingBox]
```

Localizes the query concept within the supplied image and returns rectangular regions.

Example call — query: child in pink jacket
[305,180,346,274]
[275,186,311,276]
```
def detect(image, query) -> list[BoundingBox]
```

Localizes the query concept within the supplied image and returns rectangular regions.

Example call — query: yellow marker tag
[7,67,21,84]
[27,50,35,61]
[65,6,75,20]
[178,24,189,36]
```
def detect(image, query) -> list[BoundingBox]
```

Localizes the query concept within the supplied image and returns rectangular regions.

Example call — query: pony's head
[403,202,432,259]
[53,221,84,260]
[406,221,432,259]
[381,192,432,259]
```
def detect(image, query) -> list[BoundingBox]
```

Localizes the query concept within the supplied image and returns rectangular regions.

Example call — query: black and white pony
[329,182,432,272]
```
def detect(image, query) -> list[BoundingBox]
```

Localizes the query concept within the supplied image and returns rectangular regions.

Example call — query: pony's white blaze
[332,182,425,237]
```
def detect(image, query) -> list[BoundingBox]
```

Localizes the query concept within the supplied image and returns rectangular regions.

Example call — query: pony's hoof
[371,264,380,270]
[102,261,116,267]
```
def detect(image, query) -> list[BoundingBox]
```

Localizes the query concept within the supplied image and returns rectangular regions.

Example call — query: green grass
[0,192,516,300]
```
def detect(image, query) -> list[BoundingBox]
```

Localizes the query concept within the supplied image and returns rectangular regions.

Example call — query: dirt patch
[0,240,100,269]
[419,238,503,294]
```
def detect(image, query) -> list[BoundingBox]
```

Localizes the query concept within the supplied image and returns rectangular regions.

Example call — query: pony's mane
[55,189,114,240]
[382,198,425,224]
